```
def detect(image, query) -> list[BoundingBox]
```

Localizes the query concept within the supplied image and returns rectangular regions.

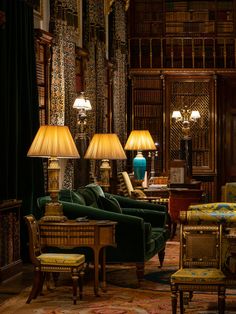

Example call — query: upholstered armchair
[179,202,236,290]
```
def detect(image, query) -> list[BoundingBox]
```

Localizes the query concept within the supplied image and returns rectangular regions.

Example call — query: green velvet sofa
[37,184,170,282]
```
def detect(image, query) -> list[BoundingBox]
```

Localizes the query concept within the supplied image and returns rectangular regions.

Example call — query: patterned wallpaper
[49,0,128,187]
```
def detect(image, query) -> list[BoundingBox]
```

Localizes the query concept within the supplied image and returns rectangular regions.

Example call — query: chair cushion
[98,195,122,214]
[38,253,85,266]
[171,268,225,283]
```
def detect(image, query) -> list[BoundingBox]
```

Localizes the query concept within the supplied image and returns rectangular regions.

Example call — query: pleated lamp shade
[124,130,156,181]
[27,125,80,158]
[84,133,127,160]
[124,130,156,151]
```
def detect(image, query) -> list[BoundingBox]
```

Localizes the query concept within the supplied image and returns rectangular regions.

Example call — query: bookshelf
[34,29,52,125]
[128,0,236,69]
[131,75,163,175]
[0,200,22,282]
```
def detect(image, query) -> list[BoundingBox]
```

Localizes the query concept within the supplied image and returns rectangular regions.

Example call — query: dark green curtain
[0,0,45,259]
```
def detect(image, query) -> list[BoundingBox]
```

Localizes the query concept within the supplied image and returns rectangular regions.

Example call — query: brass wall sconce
[172,107,200,139]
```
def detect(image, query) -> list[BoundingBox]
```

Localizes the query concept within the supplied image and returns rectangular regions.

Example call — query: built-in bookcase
[34,29,52,126]
[130,75,163,175]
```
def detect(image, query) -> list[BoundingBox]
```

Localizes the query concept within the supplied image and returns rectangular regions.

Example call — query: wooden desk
[39,220,117,296]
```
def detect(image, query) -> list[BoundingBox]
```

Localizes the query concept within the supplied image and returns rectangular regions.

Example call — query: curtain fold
[0,0,44,219]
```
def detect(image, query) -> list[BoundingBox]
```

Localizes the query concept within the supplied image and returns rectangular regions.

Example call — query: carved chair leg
[71,270,79,305]
[26,270,41,303]
[180,290,184,314]
[171,283,178,314]
[218,286,225,314]
[79,270,84,300]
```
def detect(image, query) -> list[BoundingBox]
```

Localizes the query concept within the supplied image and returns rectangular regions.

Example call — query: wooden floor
[0,264,33,305]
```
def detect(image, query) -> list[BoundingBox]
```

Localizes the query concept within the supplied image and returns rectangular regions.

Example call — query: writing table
[39,219,117,296]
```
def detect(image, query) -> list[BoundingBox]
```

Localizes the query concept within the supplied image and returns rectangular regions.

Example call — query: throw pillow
[98,195,122,214]
[86,183,105,198]
[77,187,99,208]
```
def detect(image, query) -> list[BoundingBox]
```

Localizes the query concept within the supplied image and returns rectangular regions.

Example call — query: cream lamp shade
[27,125,80,221]
[124,130,156,181]
[84,133,127,187]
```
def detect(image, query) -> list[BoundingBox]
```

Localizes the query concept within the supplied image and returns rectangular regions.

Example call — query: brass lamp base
[40,201,67,222]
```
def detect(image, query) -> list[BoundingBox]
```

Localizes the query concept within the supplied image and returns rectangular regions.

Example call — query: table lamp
[84,133,127,187]
[27,125,80,221]
[124,130,156,180]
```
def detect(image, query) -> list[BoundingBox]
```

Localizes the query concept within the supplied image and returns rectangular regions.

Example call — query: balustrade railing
[128,37,236,69]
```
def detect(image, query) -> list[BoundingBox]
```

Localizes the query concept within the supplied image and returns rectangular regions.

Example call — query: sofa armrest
[122,207,167,229]
[105,193,167,213]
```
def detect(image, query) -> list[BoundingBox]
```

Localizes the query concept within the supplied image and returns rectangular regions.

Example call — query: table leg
[93,249,100,296]
[100,248,107,292]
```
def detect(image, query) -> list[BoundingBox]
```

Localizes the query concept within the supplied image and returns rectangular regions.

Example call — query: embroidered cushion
[38,253,85,266]
[171,268,225,283]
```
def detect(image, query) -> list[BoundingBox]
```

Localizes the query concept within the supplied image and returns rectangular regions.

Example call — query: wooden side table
[39,219,117,296]
[169,188,203,237]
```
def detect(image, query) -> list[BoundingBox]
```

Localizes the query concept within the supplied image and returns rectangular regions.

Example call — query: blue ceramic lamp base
[133,151,146,180]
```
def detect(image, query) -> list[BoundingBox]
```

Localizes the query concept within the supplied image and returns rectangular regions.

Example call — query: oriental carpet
[0,241,235,314]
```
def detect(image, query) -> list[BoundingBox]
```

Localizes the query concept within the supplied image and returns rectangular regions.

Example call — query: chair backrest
[221,182,236,202]
[180,202,236,225]
[180,224,222,269]
[118,171,134,197]
[24,214,42,266]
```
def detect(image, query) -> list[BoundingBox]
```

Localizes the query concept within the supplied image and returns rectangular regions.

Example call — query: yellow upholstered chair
[118,171,137,197]
[24,215,85,304]
[221,183,236,202]
[118,171,161,201]
[170,224,226,314]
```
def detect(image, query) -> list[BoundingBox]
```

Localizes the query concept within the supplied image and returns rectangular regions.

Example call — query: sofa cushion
[77,187,99,208]
[71,191,86,206]
[59,189,73,203]
[98,195,122,214]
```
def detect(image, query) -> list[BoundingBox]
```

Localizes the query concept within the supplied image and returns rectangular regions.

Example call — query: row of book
[134,104,162,117]
[133,78,162,89]
[134,90,162,103]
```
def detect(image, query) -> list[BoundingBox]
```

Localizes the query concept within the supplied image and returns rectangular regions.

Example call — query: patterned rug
[0,241,236,314]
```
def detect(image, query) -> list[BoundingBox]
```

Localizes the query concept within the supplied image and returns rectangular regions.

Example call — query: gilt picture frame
[33,0,43,19]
